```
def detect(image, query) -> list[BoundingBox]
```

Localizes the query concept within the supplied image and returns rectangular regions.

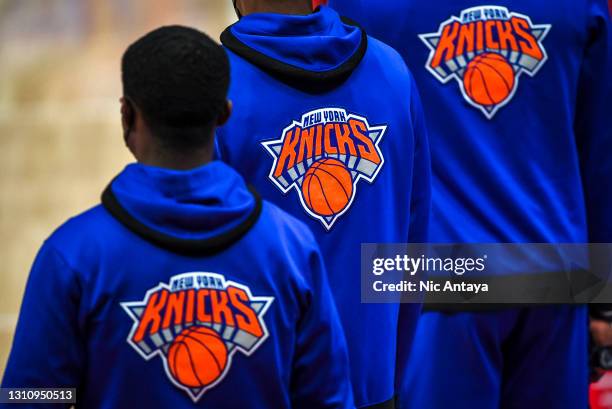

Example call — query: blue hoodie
[216,7,431,408]
[328,0,612,247]
[1,161,353,408]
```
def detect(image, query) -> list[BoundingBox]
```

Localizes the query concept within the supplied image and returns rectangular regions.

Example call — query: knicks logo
[262,108,387,230]
[420,6,551,118]
[121,272,273,402]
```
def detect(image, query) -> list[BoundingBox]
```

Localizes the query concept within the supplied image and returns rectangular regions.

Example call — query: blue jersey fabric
[216,6,431,407]
[1,161,354,409]
[329,0,612,245]
[328,1,610,408]
[403,306,588,409]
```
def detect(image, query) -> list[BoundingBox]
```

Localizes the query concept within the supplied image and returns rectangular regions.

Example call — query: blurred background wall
[0,0,234,375]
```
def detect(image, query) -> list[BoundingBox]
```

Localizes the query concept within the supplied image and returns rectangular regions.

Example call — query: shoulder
[46,205,112,246]
[223,46,261,77]
[365,35,411,74]
[250,201,324,295]
[360,35,416,98]
[44,204,121,270]
[224,199,323,299]
[251,200,319,256]
[243,199,322,280]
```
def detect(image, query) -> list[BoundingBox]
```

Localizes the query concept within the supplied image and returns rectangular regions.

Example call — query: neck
[241,0,312,16]
[141,147,214,171]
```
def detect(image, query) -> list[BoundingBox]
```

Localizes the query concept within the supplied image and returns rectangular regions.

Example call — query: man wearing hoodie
[1,26,353,409]
[216,2,431,408]
[328,0,612,408]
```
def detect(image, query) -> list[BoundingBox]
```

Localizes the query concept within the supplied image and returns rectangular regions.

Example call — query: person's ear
[216,100,233,127]
[233,0,242,18]
[120,97,135,145]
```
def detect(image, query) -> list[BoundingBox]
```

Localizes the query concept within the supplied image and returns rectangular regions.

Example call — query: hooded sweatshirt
[1,161,354,409]
[216,6,431,408]
[328,0,612,246]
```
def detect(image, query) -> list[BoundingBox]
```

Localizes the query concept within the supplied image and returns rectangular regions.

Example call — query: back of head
[122,25,229,151]
[233,0,313,16]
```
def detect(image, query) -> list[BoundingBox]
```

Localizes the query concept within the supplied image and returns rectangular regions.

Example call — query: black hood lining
[101,184,262,257]
[220,16,368,94]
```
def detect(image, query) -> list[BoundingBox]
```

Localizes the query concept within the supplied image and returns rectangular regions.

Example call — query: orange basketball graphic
[463,52,515,106]
[302,158,353,217]
[167,326,228,388]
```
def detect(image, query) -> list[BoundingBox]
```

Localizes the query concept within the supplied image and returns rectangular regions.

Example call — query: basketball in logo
[463,52,515,106]
[302,158,353,217]
[167,326,228,388]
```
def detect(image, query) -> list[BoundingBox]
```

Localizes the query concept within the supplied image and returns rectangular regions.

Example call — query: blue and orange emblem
[420,6,551,118]
[122,272,273,402]
[262,108,387,230]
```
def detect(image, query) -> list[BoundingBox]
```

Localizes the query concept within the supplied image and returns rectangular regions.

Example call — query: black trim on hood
[101,184,263,257]
[220,16,368,94]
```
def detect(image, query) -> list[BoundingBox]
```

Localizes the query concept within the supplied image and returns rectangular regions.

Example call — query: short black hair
[122,25,229,150]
